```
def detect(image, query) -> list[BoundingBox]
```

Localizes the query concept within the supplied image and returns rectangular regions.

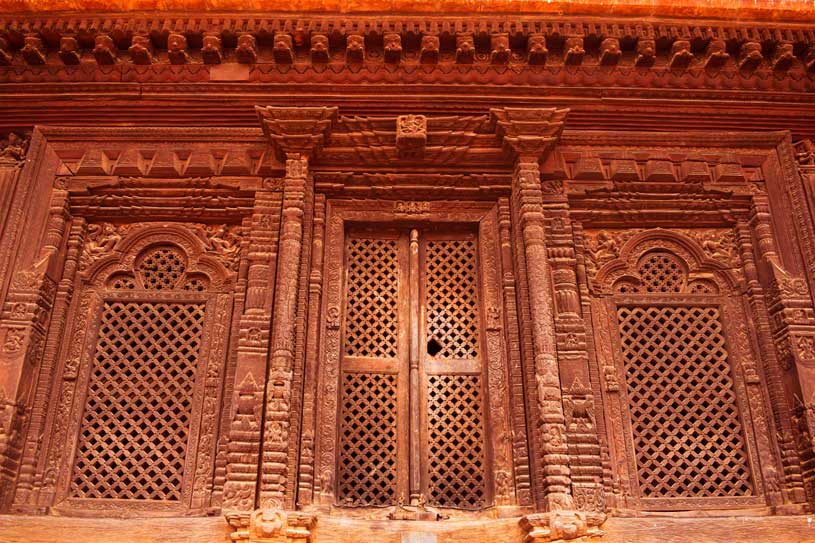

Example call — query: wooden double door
[336,225,490,509]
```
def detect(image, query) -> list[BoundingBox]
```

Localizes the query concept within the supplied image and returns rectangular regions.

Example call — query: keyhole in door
[426,338,443,357]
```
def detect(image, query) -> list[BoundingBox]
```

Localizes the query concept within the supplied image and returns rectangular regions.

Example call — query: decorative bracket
[520,511,604,543]
[490,108,569,163]
[255,106,338,160]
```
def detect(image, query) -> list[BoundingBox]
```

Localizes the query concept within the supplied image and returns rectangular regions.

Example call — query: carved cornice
[491,107,569,161]
[0,14,814,92]
[3,0,815,21]
[256,106,337,159]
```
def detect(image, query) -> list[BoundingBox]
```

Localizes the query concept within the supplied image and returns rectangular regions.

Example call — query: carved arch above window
[592,229,739,297]
[81,223,237,293]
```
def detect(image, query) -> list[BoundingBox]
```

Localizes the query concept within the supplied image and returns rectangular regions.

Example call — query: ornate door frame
[306,198,523,514]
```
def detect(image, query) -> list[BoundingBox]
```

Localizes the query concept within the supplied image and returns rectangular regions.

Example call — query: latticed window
[337,229,488,509]
[612,249,754,506]
[69,243,217,505]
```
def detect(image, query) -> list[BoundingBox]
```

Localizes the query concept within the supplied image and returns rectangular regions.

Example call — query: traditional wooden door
[336,225,490,509]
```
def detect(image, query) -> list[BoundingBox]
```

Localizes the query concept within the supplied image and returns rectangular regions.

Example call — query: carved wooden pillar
[222,188,282,511]
[747,190,815,502]
[255,106,336,510]
[496,199,533,506]
[791,139,815,500]
[296,194,326,506]
[0,133,32,509]
[540,192,605,515]
[3,173,71,511]
[13,215,85,512]
[261,153,309,508]
[491,108,575,512]
[734,217,806,504]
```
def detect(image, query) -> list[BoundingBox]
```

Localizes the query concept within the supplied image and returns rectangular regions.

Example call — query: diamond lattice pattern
[344,238,400,359]
[638,252,686,293]
[70,301,205,500]
[338,373,398,506]
[425,240,480,360]
[427,374,486,508]
[138,246,187,290]
[617,305,753,498]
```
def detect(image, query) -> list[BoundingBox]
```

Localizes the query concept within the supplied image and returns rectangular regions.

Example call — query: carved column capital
[255,106,338,161]
[490,107,569,164]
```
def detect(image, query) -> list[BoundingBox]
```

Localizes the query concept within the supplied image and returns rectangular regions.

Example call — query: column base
[520,510,605,543]
[226,509,317,543]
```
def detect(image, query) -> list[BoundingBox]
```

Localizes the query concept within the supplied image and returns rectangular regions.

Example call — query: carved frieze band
[1,16,814,88]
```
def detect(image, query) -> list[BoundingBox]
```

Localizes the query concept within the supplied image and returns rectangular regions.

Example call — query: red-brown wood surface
[0,9,814,542]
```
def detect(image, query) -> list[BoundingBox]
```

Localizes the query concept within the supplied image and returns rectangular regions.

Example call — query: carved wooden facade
[1,9,815,543]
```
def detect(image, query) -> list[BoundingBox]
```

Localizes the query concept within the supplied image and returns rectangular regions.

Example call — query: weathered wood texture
[1,8,815,543]
[2,514,815,543]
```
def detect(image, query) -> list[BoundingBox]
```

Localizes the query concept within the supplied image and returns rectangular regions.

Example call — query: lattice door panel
[337,372,399,506]
[617,305,754,499]
[425,240,480,360]
[343,238,401,359]
[426,374,487,508]
[70,301,205,500]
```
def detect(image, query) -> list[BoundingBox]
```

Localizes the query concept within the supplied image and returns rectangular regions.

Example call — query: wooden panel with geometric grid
[617,304,754,502]
[337,235,406,507]
[70,301,205,501]
[422,236,488,509]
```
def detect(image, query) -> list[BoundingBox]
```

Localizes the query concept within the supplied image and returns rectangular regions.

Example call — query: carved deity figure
[593,231,618,262]
[0,132,29,161]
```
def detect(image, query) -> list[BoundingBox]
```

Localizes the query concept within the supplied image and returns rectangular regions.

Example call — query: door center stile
[408,228,422,505]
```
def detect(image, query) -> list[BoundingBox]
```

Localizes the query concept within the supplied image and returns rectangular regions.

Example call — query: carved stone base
[520,511,605,543]
[226,509,317,543]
